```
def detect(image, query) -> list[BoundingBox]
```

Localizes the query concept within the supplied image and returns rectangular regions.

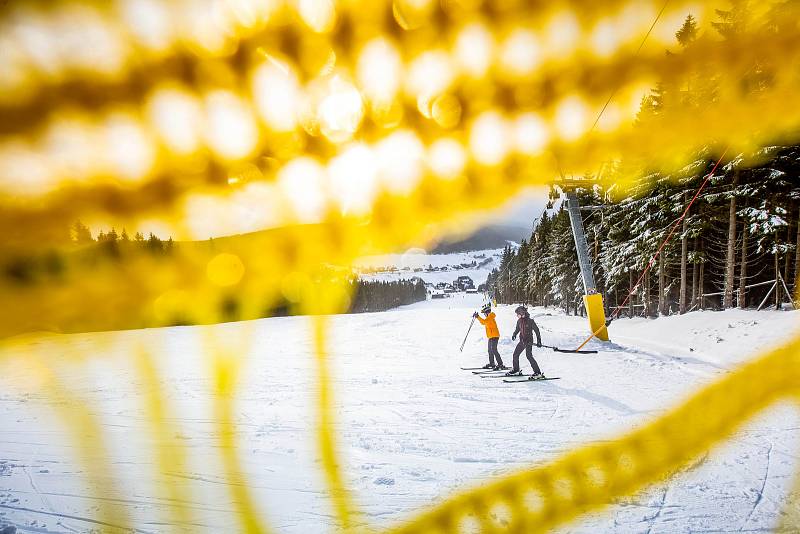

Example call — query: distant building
[454,275,474,291]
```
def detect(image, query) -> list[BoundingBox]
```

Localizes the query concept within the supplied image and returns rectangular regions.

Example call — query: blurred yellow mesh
[1,0,800,532]
[132,347,195,532]
[24,352,133,532]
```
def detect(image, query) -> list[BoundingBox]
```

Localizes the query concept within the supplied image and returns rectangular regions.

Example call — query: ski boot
[505,369,523,377]
[528,373,546,381]
[482,363,494,369]
[494,364,509,371]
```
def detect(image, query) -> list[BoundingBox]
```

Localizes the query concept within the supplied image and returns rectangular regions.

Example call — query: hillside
[429,224,529,254]
[354,248,503,287]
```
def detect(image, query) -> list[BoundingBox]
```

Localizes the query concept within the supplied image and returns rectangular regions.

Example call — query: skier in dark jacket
[506,306,545,379]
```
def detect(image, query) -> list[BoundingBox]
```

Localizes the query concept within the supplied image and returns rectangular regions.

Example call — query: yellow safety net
[1,0,800,532]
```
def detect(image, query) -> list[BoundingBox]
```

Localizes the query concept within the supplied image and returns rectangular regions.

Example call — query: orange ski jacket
[476,312,500,339]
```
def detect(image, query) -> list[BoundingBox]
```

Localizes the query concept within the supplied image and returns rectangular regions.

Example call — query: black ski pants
[487,337,503,367]
[512,342,541,374]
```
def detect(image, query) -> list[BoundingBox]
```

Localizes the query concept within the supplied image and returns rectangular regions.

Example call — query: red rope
[573,147,730,351]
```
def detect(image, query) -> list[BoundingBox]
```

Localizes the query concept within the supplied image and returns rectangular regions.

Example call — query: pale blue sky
[492,187,551,229]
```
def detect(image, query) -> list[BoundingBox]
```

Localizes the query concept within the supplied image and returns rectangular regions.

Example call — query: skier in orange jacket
[473,303,508,370]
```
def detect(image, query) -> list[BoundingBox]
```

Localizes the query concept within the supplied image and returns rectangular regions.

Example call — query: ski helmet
[514,305,528,316]
[481,304,491,314]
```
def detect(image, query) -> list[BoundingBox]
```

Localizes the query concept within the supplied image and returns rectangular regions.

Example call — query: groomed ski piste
[1,292,799,533]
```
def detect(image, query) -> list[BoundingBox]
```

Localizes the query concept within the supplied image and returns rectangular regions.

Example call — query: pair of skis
[483,372,560,383]
[461,367,560,383]
[502,376,560,383]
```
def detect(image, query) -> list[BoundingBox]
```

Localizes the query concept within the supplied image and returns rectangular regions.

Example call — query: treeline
[215,278,427,323]
[71,221,174,256]
[208,279,428,323]
[71,219,427,315]
[489,150,800,318]
[489,5,800,317]
[3,223,176,286]
[348,279,427,313]
[489,154,800,316]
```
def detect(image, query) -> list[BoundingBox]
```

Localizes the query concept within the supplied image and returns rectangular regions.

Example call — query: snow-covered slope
[354,248,504,286]
[1,298,799,533]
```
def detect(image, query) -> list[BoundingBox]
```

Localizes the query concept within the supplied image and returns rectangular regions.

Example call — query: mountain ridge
[430,224,530,254]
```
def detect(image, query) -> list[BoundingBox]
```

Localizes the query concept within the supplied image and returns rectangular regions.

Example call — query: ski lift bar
[553,177,600,191]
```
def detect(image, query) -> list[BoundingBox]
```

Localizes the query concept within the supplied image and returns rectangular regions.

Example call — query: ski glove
[472,312,479,318]
[536,342,542,348]
[512,334,517,341]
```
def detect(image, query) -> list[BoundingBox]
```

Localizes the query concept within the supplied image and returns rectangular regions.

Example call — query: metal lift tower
[561,184,610,342]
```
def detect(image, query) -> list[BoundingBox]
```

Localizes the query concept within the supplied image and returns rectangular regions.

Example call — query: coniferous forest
[348,279,427,313]
[489,5,800,317]
[488,154,800,317]
[5,220,427,326]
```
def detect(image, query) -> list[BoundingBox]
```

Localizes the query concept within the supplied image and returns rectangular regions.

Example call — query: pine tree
[71,220,93,244]
[676,14,698,47]
[147,233,163,254]
[711,0,750,39]
[723,170,739,308]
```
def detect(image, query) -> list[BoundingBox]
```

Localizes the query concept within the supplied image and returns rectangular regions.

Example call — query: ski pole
[459,315,477,352]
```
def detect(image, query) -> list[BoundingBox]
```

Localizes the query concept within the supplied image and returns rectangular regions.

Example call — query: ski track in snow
[643,484,669,534]
[1,289,800,533]
[739,441,773,532]
[0,502,158,534]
